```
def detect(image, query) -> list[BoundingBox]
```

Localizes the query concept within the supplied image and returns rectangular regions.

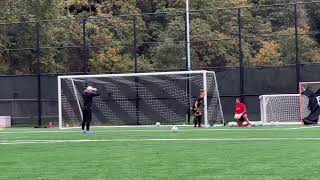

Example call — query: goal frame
[58,70,224,129]
[259,94,301,125]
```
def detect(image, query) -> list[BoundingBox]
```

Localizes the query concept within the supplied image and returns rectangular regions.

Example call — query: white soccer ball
[252,121,263,126]
[156,122,160,127]
[171,126,178,133]
[228,122,237,127]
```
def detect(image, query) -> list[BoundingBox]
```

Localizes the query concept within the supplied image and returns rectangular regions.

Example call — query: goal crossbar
[58,70,213,79]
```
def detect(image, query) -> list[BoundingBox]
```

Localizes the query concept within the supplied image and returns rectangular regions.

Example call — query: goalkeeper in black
[192,89,205,128]
[81,86,99,133]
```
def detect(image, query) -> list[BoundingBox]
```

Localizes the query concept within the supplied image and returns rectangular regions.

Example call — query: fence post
[35,21,42,127]
[237,8,244,100]
[82,18,88,74]
[133,15,138,72]
[133,15,140,125]
[294,4,300,92]
[184,13,191,124]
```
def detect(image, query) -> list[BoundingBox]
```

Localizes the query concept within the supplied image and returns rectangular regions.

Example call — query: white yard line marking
[289,126,320,130]
[0,131,78,134]
[0,127,313,134]
[2,137,320,145]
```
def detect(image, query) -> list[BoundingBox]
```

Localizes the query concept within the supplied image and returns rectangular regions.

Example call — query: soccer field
[1,126,320,180]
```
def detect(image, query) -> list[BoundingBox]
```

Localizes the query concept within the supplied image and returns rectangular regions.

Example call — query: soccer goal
[58,70,224,128]
[259,94,301,125]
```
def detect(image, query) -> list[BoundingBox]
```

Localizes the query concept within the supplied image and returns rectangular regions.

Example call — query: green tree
[151,38,185,69]
[0,51,9,74]
[0,0,66,73]
[89,46,153,72]
[276,28,320,64]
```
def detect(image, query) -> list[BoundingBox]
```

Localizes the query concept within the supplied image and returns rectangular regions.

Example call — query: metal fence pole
[237,8,244,100]
[133,16,138,72]
[35,22,42,127]
[184,13,191,124]
[82,18,88,74]
[294,4,300,92]
[133,15,140,125]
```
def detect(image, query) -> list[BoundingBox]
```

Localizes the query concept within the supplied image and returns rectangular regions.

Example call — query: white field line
[2,137,320,145]
[0,127,317,134]
[289,126,320,129]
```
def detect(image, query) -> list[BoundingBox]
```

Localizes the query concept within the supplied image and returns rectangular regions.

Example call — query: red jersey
[235,103,247,115]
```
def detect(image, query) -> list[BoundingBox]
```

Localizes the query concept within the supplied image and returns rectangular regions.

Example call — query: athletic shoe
[86,130,93,134]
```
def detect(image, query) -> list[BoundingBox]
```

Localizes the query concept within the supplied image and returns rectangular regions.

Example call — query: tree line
[0,0,320,74]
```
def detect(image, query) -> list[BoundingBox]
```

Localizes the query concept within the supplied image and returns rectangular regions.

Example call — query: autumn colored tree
[253,41,282,66]
[1,0,320,74]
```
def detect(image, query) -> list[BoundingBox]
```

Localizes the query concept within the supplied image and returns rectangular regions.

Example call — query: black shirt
[82,92,99,111]
[194,97,204,112]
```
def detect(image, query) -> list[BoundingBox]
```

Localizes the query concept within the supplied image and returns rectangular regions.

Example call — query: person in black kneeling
[82,86,99,133]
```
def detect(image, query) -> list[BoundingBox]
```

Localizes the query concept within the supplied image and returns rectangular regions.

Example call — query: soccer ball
[227,122,237,127]
[171,126,178,133]
[252,121,263,126]
[155,122,160,127]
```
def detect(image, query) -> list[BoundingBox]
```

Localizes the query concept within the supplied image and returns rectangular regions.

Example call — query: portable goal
[259,94,301,125]
[58,71,224,128]
[260,88,320,125]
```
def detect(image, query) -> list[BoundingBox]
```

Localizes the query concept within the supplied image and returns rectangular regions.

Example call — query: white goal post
[58,70,224,129]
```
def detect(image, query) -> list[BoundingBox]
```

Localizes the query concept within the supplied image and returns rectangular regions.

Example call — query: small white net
[259,94,301,124]
[58,71,224,128]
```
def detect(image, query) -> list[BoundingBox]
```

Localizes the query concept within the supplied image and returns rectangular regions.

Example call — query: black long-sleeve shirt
[193,97,204,113]
[82,92,99,111]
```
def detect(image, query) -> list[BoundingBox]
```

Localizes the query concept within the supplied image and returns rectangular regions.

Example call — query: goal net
[58,71,224,128]
[259,94,301,125]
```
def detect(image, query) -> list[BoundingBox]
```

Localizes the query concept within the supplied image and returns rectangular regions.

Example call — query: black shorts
[237,116,245,121]
[82,109,92,122]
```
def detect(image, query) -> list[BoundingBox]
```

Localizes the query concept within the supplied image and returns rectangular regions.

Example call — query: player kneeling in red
[234,97,253,127]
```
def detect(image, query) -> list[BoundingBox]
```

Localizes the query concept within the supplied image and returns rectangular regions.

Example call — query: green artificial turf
[0,126,320,180]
